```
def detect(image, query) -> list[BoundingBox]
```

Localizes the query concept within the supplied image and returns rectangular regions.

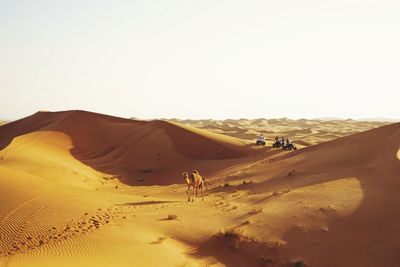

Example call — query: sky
[1,0,399,121]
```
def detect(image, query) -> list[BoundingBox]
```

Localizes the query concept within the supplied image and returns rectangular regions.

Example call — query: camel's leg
[186,185,190,202]
[201,182,204,201]
[192,186,195,202]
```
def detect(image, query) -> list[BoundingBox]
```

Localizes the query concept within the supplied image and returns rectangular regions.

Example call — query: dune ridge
[0,110,254,186]
[1,111,399,267]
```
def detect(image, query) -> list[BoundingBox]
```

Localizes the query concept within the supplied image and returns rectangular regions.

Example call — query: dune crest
[1,111,399,267]
[0,110,254,186]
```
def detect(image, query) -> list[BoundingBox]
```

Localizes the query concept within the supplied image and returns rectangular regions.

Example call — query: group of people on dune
[274,136,293,146]
[257,134,294,146]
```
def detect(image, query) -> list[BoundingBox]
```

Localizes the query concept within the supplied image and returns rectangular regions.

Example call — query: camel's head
[182,171,189,179]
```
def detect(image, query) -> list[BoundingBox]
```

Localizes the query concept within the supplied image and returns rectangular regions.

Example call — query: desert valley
[0,110,399,267]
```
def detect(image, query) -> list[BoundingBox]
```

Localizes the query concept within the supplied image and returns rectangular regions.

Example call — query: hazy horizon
[1,109,399,123]
[1,0,399,121]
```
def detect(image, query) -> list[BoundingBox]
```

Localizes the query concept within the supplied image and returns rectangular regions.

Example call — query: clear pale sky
[1,0,399,120]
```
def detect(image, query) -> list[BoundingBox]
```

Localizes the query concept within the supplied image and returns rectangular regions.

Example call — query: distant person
[281,137,285,145]
[286,138,290,145]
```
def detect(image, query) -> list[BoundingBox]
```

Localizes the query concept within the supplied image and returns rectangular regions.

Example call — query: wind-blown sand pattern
[1,110,399,267]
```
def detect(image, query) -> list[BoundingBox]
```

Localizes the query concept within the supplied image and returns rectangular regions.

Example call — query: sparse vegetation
[221,228,242,239]
[240,219,250,226]
[224,183,230,187]
[219,228,252,252]
[151,236,166,244]
[166,214,177,220]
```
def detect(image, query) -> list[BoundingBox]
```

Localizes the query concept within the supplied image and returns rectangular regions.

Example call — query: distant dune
[170,118,389,146]
[1,110,399,267]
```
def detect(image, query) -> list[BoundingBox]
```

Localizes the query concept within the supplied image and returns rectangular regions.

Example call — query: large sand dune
[0,111,399,267]
[0,111,253,186]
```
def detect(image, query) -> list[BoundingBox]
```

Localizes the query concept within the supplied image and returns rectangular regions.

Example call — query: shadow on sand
[115,200,181,206]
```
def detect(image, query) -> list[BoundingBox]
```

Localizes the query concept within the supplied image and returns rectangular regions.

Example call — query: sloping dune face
[0,110,255,267]
[283,123,400,267]
[1,111,399,267]
[0,111,250,186]
[198,123,400,266]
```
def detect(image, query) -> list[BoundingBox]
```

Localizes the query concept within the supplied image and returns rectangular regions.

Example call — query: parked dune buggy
[272,140,283,148]
[256,139,266,146]
[256,135,266,146]
[282,143,297,150]
[273,140,297,150]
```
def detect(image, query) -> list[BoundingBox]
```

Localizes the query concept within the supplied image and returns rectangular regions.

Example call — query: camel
[182,170,204,202]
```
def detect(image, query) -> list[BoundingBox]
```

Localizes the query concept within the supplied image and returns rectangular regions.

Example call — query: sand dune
[1,111,399,267]
[0,111,254,186]
[201,123,400,266]
[171,118,389,146]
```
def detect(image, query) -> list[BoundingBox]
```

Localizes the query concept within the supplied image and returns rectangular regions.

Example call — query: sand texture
[1,110,399,267]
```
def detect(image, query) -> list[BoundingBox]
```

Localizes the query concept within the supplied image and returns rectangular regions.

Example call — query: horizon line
[1,110,399,123]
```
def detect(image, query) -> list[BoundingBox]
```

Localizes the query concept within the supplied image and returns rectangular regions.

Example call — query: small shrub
[221,228,242,239]
[166,214,177,220]
[219,228,244,252]
[151,236,166,244]
[241,219,250,226]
